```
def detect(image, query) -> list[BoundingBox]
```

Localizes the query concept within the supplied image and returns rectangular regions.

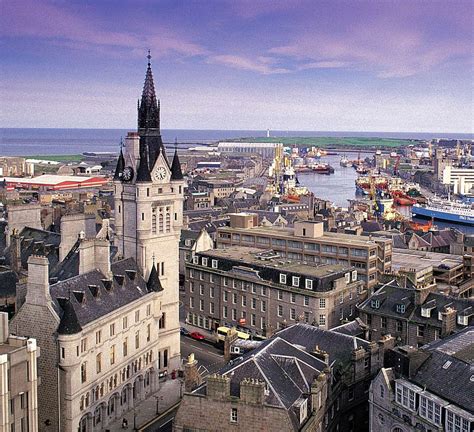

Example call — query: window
[210,286,214,298]
[123,338,128,357]
[381,317,387,329]
[230,408,238,423]
[223,291,228,302]
[232,309,237,320]
[159,313,166,329]
[242,295,247,307]
[95,331,101,345]
[110,345,116,365]
[278,305,283,317]
[417,325,425,337]
[290,293,296,303]
[210,274,215,283]
[212,259,218,269]
[319,314,326,326]
[232,293,237,304]
[146,304,151,316]
[261,300,266,312]
[199,299,204,311]
[419,395,441,426]
[305,279,313,289]
[223,306,228,318]
[396,304,406,314]
[261,286,267,296]
[193,256,199,264]
[199,284,204,295]
[292,276,300,287]
[96,353,102,374]
[290,308,296,320]
[396,321,403,333]
[80,338,87,353]
[81,362,87,383]
[351,270,357,281]
[278,291,283,300]
[135,310,140,323]
[109,323,115,337]
[304,296,309,306]
[135,331,140,349]
[251,314,256,326]
[202,257,208,266]
[210,302,215,314]
[122,316,128,329]
[395,382,416,411]
[446,409,470,432]
[304,311,310,322]
[251,298,257,309]
[319,298,326,309]
[279,274,287,284]
[340,293,344,304]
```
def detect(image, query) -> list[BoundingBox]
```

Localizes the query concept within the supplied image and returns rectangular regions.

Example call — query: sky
[1,0,473,133]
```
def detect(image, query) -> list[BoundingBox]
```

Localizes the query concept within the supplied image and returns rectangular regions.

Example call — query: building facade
[0,312,39,432]
[113,55,184,375]
[369,328,473,432]
[184,247,363,335]
[217,214,392,293]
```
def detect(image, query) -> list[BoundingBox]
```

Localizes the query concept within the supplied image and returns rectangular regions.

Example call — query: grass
[25,154,85,162]
[231,136,417,148]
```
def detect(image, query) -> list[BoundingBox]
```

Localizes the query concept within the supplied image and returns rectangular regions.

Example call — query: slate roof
[358,281,474,328]
[179,230,200,249]
[51,258,155,334]
[50,239,118,282]
[464,235,474,248]
[188,218,229,234]
[411,328,474,412]
[202,336,327,430]
[0,270,18,297]
[170,148,184,180]
[276,323,370,367]
[331,318,367,338]
[6,227,60,272]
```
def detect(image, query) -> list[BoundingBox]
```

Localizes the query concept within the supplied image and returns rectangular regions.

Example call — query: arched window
[159,212,164,233]
[152,208,157,233]
[165,209,171,232]
[93,407,101,426]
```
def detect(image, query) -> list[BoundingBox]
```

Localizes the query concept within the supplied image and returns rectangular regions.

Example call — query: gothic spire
[138,50,160,130]
[113,138,125,180]
[136,138,152,182]
[147,260,163,292]
[170,140,183,180]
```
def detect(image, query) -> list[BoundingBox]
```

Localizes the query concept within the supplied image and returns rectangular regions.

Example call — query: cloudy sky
[1,0,473,132]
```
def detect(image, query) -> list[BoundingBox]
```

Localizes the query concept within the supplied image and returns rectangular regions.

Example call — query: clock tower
[113,53,185,370]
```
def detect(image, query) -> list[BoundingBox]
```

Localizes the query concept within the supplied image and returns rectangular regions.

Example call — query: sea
[1,128,472,234]
[1,128,473,157]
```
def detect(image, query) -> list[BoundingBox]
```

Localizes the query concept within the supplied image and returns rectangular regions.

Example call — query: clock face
[153,167,167,181]
[122,166,134,182]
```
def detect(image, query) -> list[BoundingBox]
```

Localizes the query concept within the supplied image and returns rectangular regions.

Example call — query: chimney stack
[0,312,9,344]
[78,238,111,278]
[26,255,51,306]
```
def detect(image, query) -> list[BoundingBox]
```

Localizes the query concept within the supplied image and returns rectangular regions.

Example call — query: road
[139,405,179,432]
[180,336,226,376]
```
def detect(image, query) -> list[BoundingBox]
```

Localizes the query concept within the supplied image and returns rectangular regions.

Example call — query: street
[180,335,226,376]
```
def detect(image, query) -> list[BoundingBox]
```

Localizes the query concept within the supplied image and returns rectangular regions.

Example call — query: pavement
[180,332,226,376]
[106,378,181,431]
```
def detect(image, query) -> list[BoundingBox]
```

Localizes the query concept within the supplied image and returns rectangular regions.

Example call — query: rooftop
[392,248,463,272]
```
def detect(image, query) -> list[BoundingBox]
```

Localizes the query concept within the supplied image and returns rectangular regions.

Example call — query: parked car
[190,331,205,341]
[180,327,190,336]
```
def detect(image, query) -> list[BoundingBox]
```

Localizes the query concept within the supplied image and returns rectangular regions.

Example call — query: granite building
[175,322,394,432]
[184,247,363,335]
[369,327,473,432]
[357,279,473,347]
[216,214,392,293]
[0,312,39,432]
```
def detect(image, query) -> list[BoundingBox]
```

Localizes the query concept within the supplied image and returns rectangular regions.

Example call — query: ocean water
[1,128,473,157]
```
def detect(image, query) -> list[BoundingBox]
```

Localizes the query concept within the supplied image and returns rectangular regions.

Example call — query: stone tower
[113,53,185,369]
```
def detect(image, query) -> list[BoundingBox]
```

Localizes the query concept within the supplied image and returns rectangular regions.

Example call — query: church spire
[138,50,160,130]
[170,139,183,180]
[113,138,125,180]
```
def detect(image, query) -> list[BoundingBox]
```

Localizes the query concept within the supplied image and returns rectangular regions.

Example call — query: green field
[25,154,85,162]
[231,136,417,149]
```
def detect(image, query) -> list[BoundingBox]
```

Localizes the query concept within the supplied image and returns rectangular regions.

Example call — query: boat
[340,156,351,167]
[311,163,334,174]
[412,198,474,225]
[355,165,369,174]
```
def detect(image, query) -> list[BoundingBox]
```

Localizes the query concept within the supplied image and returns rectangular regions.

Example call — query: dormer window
[212,259,218,269]
[292,276,300,287]
[457,315,469,326]
[305,279,313,290]
[280,274,287,284]
[396,304,406,314]
[345,273,350,284]
[192,256,199,264]
[351,270,357,282]
[202,257,208,266]
[421,307,431,318]
[371,299,380,309]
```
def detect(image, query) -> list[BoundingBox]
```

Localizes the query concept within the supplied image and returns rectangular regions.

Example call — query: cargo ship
[412,198,474,225]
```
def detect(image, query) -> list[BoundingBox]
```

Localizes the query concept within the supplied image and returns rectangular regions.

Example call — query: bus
[216,326,250,342]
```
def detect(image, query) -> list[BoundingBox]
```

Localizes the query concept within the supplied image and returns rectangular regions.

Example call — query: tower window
[166,211,171,232]
[152,208,157,233]
[118,205,121,214]
[141,213,145,221]
[159,211,164,232]
[147,188,150,197]
[179,186,182,194]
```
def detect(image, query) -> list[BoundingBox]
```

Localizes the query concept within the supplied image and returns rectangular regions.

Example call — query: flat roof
[2,174,106,185]
[392,248,463,271]
[200,246,353,278]
[219,225,381,247]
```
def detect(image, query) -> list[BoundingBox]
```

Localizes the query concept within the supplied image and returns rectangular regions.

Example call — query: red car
[190,331,205,341]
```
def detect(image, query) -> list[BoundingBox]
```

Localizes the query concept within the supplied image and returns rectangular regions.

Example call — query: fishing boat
[340,156,352,167]
[311,163,335,174]
[412,197,474,225]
